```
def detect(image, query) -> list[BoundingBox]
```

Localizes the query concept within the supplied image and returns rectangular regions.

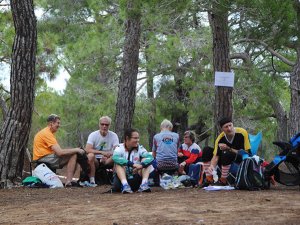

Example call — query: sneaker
[138,183,151,192]
[79,181,85,187]
[89,182,98,187]
[65,181,82,188]
[199,181,211,188]
[213,180,227,186]
[79,181,97,187]
[122,184,133,194]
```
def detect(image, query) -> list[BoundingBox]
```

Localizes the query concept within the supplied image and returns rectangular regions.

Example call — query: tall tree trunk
[146,71,156,149]
[0,0,37,188]
[268,89,288,141]
[115,0,141,140]
[289,47,300,137]
[209,1,232,133]
[145,45,156,149]
[171,69,189,139]
[288,0,300,137]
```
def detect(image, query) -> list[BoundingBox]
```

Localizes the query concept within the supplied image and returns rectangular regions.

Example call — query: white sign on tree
[214,71,234,87]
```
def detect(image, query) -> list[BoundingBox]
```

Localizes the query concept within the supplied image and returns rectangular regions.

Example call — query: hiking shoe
[214,177,227,186]
[199,181,211,188]
[122,184,133,194]
[79,181,98,187]
[65,181,82,188]
[138,183,151,192]
[89,182,98,187]
[213,180,227,186]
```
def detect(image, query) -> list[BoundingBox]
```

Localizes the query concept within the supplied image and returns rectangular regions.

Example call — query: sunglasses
[100,123,110,126]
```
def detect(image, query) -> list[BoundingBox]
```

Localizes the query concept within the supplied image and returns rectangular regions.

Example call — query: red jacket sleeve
[185,148,200,164]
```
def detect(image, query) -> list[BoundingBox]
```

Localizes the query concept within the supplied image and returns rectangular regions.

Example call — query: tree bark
[145,45,156,149]
[209,1,233,133]
[289,47,300,137]
[115,0,141,140]
[289,1,300,137]
[146,71,156,149]
[268,89,289,141]
[0,0,37,188]
[171,69,189,139]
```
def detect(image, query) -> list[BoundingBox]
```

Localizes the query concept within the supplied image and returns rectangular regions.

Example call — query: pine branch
[230,52,251,65]
[234,38,295,66]
[136,80,147,93]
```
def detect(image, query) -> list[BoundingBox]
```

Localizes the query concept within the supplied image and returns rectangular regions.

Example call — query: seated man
[152,119,180,173]
[178,130,202,174]
[112,128,154,193]
[203,117,251,186]
[85,116,119,186]
[33,114,85,187]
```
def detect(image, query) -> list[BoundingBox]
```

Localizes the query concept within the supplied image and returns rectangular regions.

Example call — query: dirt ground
[1,182,300,225]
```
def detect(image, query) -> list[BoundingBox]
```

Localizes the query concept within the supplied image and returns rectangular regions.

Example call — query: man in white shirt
[85,116,119,186]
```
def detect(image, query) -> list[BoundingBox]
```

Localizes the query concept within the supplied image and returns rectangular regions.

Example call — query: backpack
[235,157,265,190]
[77,153,90,175]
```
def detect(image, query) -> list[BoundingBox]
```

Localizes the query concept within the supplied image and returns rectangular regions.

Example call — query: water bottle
[212,169,218,182]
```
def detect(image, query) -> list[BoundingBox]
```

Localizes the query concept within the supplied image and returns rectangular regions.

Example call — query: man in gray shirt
[152,119,180,172]
[85,116,119,186]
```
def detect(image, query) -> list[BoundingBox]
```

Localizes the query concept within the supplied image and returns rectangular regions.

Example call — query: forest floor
[1,182,300,225]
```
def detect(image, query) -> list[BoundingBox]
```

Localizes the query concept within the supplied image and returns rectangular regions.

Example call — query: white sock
[142,179,148,185]
[90,177,95,184]
[121,180,128,186]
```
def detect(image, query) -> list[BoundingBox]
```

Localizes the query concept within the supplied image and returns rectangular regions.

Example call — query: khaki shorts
[37,154,70,169]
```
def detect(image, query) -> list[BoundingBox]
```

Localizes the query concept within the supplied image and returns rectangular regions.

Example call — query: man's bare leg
[87,153,96,178]
[66,154,77,184]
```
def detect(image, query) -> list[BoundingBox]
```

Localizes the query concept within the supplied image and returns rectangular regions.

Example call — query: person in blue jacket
[112,128,154,193]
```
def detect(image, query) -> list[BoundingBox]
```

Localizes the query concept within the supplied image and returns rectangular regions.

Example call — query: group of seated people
[33,114,251,193]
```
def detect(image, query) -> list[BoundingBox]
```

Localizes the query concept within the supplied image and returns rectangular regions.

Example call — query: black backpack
[235,157,265,190]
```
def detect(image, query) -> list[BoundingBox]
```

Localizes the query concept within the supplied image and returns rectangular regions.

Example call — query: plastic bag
[160,173,173,189]
[160,173,183,189]
[33,163,64,188]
